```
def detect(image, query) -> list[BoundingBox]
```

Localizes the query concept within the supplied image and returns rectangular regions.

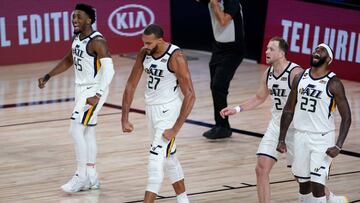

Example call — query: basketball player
[277,43,351,203]
[220,37,302,203]
[38,4,114,193]
[121,24,195,203]
[221,38,347,203]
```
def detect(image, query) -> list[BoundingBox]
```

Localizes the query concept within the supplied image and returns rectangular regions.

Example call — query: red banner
[261,0,360,81]
[0,0,170,65]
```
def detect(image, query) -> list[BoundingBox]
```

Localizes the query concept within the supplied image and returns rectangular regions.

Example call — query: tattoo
[279,71,302,141]
[329,77,351,148]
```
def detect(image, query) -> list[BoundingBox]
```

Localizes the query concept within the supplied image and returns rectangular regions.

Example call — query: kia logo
[108,4,155,37]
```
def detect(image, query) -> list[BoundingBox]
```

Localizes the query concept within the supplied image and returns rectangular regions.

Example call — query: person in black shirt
[202,0,245,139]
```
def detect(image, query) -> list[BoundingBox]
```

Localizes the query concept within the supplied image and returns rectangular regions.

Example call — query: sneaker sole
[61,186,80,193]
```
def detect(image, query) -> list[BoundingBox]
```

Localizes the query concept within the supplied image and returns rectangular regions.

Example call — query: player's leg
[83,88,108,190]
[144,104,167,203]
[61,119,89,193]
[165,155,189,203]
[255,155,276,203]
[144,140,166,203]
[84,126,100,189]
[292,131,312,202]
[255,121,280,203]
[308,131,335,202]
[297,181,312,203]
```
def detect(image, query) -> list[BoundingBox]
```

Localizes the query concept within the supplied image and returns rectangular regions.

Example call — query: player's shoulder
[288,62,304,77]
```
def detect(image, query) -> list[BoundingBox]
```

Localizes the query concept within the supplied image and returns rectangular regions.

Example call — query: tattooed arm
[276,71,303,153]
[326,76,351,158]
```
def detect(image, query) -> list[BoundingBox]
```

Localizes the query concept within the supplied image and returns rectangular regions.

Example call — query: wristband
[44,74,51,82]
[334,145,341,151]
[279,140,285,143]
[235,105,242,113]
[95,93,102,98]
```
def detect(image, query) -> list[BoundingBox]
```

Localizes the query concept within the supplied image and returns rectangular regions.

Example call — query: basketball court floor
[1,50,359,202]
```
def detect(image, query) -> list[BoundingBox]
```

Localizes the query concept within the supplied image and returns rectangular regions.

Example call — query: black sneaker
[204,126,232,139]
[202,126,217,138]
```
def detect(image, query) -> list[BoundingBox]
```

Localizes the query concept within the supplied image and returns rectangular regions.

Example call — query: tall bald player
[121,24,195,203]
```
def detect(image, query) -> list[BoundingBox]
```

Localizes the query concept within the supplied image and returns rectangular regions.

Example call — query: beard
[310,55,326,67]
[147,45,158,55]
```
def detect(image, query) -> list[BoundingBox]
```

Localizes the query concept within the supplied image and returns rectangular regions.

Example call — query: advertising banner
[261,0,360,81]
[0,0,170,65]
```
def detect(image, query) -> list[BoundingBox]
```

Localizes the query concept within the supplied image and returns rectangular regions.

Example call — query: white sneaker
[88,173,100,190]
[61,174,89,193]
[328,194,348,203]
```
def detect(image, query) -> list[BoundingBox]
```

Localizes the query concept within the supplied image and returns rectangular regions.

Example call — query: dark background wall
[170,0,359,62]
[170,0,268,62]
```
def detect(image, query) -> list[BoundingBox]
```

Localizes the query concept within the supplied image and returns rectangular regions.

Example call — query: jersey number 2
[274,98,282,110]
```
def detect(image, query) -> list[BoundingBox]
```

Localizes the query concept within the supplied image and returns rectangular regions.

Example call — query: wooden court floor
[0,50,359,203]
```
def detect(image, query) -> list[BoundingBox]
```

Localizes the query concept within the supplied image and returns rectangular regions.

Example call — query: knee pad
[146,153,165,194]
[165,155,184,184]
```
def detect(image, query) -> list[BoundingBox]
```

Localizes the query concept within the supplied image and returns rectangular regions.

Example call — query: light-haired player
[38,3,114,193]
[277,43,351,203]
[121,24,195,203]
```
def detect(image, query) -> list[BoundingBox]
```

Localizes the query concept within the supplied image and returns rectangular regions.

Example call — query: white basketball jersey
[267,62,299,126]
[72,31,103,86]
[143,44,181,105]
[294,68,336,133]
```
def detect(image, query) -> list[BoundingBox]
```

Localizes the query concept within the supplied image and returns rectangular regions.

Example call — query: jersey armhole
[265,66,271,86]
[86,35,104,57]
[295,70,306,91]
[167,48,180,73]
[326,74,336,98]
[287,65,300,89]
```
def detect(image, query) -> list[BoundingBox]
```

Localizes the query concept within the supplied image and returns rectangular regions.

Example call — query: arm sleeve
[96,57,115,96]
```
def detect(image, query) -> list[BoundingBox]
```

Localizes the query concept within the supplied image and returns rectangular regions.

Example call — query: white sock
[312,195,326,203]
[84,126,97,164]
[70,121,87,179]
[176,192,189,203]
[87,164,97,177]
[299,193,312,203]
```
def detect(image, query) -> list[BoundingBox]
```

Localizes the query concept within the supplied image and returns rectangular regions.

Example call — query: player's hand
[163,128,177,140]
[220,107,236,119]
[38,77,47,89]
[276,141,287,153]
[122,120,134,133]
[86,95,100,106]
[326,146,341,158]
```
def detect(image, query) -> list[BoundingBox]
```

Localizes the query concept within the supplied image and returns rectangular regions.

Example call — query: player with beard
[38,3,115,193]
[121,24,195,203]
[277,43,351,203]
